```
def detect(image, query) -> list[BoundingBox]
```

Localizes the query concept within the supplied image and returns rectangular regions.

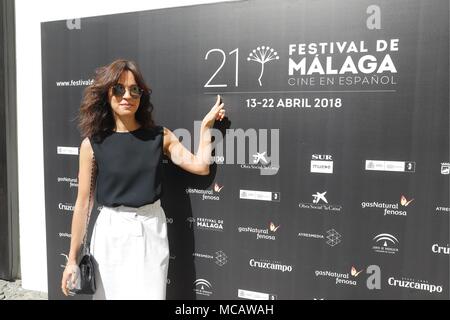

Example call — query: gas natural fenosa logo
[361,194,414,217]
[238,222,280,241]
[186,182,223,201]
[57,176,78,188]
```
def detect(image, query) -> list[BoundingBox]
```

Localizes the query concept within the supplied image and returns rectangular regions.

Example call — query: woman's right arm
[61,137,95,295]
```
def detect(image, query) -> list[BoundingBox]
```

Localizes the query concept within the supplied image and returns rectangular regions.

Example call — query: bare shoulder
[80,137,94,157]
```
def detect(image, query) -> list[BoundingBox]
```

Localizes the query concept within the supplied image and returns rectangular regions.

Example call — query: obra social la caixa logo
[298,191,342,213]
[314,265,382,290]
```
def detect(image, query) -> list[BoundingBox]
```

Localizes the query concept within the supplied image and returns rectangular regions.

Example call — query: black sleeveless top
[89,126,163,208]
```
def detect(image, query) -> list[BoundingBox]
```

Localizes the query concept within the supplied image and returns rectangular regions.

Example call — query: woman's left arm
[163,95,226,175]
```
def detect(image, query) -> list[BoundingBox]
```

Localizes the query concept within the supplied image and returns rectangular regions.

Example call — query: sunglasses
[111,83,144,99]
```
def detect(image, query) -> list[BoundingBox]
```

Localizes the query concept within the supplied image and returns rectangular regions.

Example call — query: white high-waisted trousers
[90,200,169,300]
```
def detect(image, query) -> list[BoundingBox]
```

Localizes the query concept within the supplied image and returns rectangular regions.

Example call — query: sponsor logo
[388,276,443,294]
[186,182,223,201]
[365,160,415,173]
[372,233,399,254]
[186,217,224,232]
[57,146,78,155]
[361,194,414,217]
[58,202,74,213]
[215,250,228,266]
[240,151,280,175]
[238,222,280,241]
[166,217,174,224]
[249,258,293,273]
[299,191,342,213]
[297,229,342,247]
[238,289,277,300]
[240,189,280,202]
[432,243,449,255]
[441,163,450,175]
[314,268,357,286]
[325,229,342,246]
[193,279,213,296]
[58,232,71,238]
[57,176,78,188]
[311,154,333,174]
[192,250,228,266]
[435,206,449,214]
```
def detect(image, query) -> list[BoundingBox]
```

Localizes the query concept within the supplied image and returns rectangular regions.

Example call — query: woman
[60,59,225,299]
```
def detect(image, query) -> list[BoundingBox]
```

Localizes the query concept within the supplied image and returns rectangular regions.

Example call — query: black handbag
[71,154,97,295]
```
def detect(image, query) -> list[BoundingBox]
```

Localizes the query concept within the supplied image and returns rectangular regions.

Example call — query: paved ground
[0,279,48,300]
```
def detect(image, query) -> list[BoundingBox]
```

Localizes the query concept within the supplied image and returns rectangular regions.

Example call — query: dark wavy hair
[78,59,155,140]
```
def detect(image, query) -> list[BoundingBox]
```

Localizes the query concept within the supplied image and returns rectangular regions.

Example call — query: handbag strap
[82,153,97,255]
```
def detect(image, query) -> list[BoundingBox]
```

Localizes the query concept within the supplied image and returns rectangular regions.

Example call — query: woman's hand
[202,95,226,128]
[61,263,78,296]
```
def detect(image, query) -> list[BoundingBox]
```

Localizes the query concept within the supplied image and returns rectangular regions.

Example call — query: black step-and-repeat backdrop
[42,0,449,299]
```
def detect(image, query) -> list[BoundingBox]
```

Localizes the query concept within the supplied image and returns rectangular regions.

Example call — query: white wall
[15,0,233,293]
